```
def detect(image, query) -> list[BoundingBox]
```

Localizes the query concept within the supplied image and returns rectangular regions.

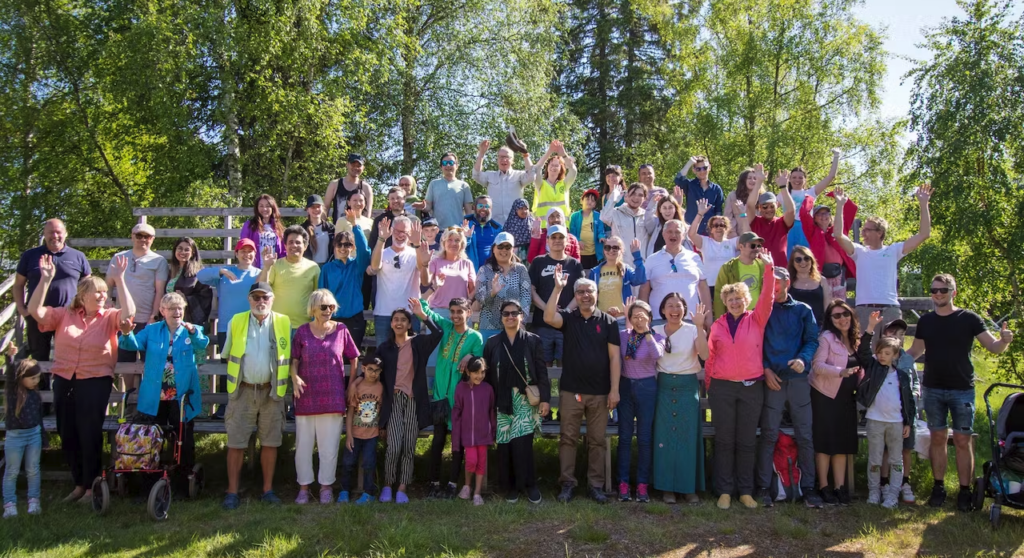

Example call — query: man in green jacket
[419,297,484,499]
[713,232,767,318]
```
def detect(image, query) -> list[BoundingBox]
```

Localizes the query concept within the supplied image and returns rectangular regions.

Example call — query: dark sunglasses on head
[830,311,852,319]
[694,166,708,172]
[501,310,521,317]
[793,256,811,263]
[930,287,951,294]
[441,160,456,167]
[320,304,336,311]
[250,295,271,302]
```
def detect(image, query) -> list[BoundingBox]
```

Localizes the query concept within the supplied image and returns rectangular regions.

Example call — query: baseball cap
[306,194,324,208]
[493,231,516,247]
[773,267,790,280]
[234,238,257,252]
[884,318,909,333]
[421,218,439,228]
[131,223,156,237]
[249,282,273,296]
[547,225,567,238]
[581,189,600,201]
[738,231,764,245]
[813,205,831,217]
[347,153,365,163]
[757,192,777,205]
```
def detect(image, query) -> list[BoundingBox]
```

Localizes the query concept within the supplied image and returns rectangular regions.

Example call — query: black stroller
[974,383,1024,528]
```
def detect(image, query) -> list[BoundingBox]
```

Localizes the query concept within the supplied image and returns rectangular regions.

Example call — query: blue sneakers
[355,493,374,505]
[336,490,350,504]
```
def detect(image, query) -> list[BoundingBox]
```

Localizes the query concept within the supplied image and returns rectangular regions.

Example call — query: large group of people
[2,143,1017,520]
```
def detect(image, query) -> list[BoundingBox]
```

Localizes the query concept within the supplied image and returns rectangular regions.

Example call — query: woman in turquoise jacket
[587,236,647,314]
[118,292,210,470]
[568,189,607,269]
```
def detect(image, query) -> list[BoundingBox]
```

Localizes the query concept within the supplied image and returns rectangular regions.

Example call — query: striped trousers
[384,391,418,486]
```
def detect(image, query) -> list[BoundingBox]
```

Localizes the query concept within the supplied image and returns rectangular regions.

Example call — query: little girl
[4,356,43,517]
[452,356,496,506]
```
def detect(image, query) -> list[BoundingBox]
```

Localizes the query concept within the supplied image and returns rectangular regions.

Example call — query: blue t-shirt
[17,244,91,308]
[674,175,724,235]
[196,265,261,332]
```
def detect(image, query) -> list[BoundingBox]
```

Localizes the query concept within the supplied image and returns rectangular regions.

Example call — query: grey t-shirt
[425,178,474,229]
[110,250,169,322]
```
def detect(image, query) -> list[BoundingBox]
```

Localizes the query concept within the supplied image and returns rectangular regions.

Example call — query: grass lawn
[3,354,1024,557]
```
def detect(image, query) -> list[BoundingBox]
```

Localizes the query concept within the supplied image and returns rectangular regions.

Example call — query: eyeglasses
[710,223,727,229]
[694,166,708,172]
[319,304,337,311]
[393,255,401,269]
[575,289,595,295]
[930,287,951,294]
[441,160,456,167]
[495,244,512,250]
[501,310,522,317]
[250,295,271,302]
[793,256,811,264]
[476,204,491,209]
[830,311,852,319]
[338,242,354,248]
[604,245,621,252]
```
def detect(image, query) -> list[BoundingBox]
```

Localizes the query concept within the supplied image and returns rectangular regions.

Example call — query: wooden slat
[89,261,229,273]
[70,238,132,248]
[0,274,17,298]
[154,228,242,238]
[155,249,234,259]
[134,208,306,218]
[0,303,16,330]
[899,297,933,312]
[0,329,15,353]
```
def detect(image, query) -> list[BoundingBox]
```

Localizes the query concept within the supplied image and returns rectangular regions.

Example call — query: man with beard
[463,195,502,270]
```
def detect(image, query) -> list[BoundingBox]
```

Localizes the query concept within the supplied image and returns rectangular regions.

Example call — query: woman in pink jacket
[809,300,863,506]
[705,251,775,510]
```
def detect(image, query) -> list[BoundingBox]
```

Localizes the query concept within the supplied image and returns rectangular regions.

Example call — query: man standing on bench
[221,282,292,509]
[545,273,621,503]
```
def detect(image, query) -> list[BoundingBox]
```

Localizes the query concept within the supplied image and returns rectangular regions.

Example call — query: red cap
[582,189,600,200]
[234,238,257,252]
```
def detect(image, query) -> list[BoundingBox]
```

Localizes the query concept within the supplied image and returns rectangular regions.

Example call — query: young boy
[339,356,384,504]
[857,311,917,508]
[421,219,441,253]
[879,318,921,503]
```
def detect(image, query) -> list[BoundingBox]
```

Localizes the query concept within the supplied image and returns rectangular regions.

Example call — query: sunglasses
[393,255,401,269]
[670,257,678,273]
[793,256,811,263]
[441,160,456,167]
[930,287,951,294]
[694,166,708,172]
[501,310,522,318]
[748,244,763,250]
[604,245,621,252]
[320,304,337,311]
[830,311,852,319]
[476,204,491,209]
[250,294,271,302]
[710,223,727,229]
[495,244,512,250]
[338,242,354,248]
[665,337,673,353]
[134,234,153,240]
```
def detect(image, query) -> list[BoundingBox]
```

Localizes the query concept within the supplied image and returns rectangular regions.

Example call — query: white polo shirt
[646,248,705,319]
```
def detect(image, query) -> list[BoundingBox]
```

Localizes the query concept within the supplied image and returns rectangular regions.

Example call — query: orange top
[37,306,121,379]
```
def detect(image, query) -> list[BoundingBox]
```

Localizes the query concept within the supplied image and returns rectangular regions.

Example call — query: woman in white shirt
[688,199,739,302]
[651,293,709,504]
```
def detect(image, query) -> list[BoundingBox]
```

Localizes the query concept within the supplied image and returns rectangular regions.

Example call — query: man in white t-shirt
[639,220,710,324]
[369,216,422,345]
[833,185,932,340]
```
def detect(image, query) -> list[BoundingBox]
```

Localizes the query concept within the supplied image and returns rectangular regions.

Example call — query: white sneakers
[867,489,881,505]
[3,503,16,518]
[901,483,916,503]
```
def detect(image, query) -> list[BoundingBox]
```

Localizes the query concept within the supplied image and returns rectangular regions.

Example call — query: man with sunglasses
[369,216,423,346]
[423,153,474,229]
[109,223,169,364]
[674,156,724,236]
[833,185,932,340]
[463,195,502,270]
[743,168,797,267]
[473,139,534,226]
[640,220,709,324]
[711,231,767,319]
[909,274,1015,511]
[369,187,421,249]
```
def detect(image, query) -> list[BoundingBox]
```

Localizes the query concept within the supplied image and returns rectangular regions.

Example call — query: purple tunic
[618,329,666,380]
[291,323,360,415]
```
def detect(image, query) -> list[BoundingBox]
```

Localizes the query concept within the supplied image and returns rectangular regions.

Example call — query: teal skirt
[652,373,705,494]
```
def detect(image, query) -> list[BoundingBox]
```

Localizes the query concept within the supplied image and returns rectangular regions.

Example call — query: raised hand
[775,169,790,188]
[690,303,709,327]
[38,255,56,282]
[378,217,392,240]
[4,341,17,358]
[756,250,774,267]
[696,198,711,216]
[531,216,542,237]
[410,219,422,244]
[408,297,427,319]
[752,163,766,184]
[261,245,277,267]
[461,218,474,238]
[110,254,129,281]
[490,273,504,297]
[689,156,698,166]
[478,139,490,154]
[552,264,567,289]
[831,148,842,159]
[607,306,623,319]
[672,185,683,203]
[833,186,848,206]
[868,310,883,330]
[624,295,636,309]
[1000,322,1014,345]
[915,183,932,204]
[630,238,641,253]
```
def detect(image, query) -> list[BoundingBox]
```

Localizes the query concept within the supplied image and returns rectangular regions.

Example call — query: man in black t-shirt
[544,268,620,504]
[909,273,1014,511]
[528,225,583,366]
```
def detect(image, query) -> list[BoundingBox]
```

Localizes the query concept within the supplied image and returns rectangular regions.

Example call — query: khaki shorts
[225,383,285,449]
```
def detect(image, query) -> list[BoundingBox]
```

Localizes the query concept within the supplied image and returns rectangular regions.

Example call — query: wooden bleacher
[0,206,934,493]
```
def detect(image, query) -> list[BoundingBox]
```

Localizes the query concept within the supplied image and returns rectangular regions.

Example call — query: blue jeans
[924,387,975,434]
[341,436,378,494]
[373,315,420,347]
[535,326,563,363]
[3,426,42,505]
[617,376,657,485]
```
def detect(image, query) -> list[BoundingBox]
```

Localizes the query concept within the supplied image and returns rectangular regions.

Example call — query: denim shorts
[924,387,975,434]
[535,326,563,363]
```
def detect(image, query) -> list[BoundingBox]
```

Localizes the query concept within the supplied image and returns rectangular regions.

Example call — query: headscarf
[503,198,532,247]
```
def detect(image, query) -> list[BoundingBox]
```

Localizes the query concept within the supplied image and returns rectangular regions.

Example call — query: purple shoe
[396,491,410,504]
[319,488,333,505]
[380,486,393,503]
[295,489,310,505]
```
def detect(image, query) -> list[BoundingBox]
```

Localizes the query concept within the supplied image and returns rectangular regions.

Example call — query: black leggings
[154,400,195,471]
[53,374,114,487]
[427,417,464,485]
[497,434,537,493]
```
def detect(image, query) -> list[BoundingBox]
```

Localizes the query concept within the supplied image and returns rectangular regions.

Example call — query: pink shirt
[427,257,476,309]
[38,306,122,379]
[811,330,863,398]
[705,265,776,386]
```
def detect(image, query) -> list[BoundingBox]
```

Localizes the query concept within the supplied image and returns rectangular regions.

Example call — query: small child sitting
[452,356,496,506]
[339,356,384,505]
[857,311,917,508]
[3,353,43,518]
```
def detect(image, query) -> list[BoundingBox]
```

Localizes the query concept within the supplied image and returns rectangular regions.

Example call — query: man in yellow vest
[221,282,292,510]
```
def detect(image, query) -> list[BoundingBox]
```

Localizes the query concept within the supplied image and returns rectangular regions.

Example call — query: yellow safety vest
[532,179,571,218]
[225,311,292,399]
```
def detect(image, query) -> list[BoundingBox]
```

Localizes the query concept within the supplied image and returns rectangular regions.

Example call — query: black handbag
[821,262,844,279]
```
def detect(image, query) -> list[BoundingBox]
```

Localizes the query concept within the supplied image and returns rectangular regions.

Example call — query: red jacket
[527,229,581,263]
[705,264,776,387]
[800,194,857,278]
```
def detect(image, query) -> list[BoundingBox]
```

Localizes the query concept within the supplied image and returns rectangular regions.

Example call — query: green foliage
[904,0,1024,378]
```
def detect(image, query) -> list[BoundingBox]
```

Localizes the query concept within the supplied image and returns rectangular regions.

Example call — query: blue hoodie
[762,295,819,380]
[318,225,371,319]
[568,210,607,263]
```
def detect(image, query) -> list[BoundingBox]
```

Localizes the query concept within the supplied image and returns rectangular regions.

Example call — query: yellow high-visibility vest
[225,311,292,399]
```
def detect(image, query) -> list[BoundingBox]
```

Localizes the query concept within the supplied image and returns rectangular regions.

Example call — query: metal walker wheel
[91,476,110,515]
[147,478,172,521]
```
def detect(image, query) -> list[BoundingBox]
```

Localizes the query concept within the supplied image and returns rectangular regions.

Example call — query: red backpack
[770,432,803,502]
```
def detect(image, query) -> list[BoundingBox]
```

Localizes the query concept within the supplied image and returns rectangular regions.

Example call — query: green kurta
[421,301,483,428]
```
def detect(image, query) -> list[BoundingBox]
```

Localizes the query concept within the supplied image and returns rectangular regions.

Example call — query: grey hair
[574,278,597,292]
[307,288,339,317]
[392,215,412,229]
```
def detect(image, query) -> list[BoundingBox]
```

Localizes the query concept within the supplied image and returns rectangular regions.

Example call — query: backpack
[769,432,802,502]
[114,422,163,470]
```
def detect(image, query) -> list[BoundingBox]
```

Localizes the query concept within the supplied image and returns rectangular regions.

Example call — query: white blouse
[654,323,702,375]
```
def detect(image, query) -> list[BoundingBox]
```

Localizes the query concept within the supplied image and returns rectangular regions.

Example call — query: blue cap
[547,224,567,238]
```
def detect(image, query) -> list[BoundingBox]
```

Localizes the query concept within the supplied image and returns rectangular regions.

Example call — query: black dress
[811,354,860,455]
[790,283,825,329]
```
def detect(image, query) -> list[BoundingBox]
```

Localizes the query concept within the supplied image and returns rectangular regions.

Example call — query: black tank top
[332,178,369,222]
[790,284,825,329]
